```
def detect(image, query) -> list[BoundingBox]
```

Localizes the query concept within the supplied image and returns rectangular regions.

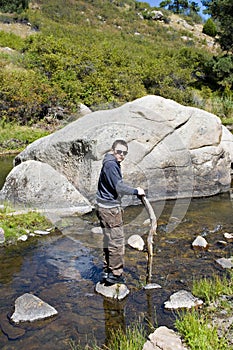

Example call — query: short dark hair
[111,139,128,151]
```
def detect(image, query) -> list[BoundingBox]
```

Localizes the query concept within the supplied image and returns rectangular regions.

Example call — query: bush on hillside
[0,67,67,124]
[202,18,217,37]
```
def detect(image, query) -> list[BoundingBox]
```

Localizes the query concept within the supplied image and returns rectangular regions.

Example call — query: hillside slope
[0,0,231,125]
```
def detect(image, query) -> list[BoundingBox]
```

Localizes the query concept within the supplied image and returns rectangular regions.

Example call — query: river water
[0,156,233,349]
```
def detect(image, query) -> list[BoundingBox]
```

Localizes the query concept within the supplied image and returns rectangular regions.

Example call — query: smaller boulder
[192,235,208,250]
[128,234,144,251]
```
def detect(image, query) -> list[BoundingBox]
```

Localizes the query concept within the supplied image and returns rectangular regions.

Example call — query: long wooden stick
[141,196,157,284]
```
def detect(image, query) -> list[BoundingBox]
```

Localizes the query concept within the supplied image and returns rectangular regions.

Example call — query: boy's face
[113,143,128,163]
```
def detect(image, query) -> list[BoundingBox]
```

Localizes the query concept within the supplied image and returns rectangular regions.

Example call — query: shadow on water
[0,156,232,349]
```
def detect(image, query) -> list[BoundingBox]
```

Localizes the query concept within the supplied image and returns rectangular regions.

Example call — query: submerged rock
[142,326,188,350]
[164,290,203,310]
[95,282,129,300]
[91,226,103,234]
[11,293,58,323]
[0,314,25,340]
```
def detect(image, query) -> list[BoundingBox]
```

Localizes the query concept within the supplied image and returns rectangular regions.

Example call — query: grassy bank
[0,122,51,155]
[0,205,54,243]
[176,271,233,350]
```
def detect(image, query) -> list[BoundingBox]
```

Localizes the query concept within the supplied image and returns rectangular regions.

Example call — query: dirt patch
[0,21,36,38]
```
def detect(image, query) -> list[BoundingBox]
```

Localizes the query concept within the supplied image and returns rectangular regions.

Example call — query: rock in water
[128,234,144,251]
[216,257,233,269]
[164,290,203,310]
[11,293,58,323]
[192,235,208,250]
[143,283,162,290]
[95,282,129,300]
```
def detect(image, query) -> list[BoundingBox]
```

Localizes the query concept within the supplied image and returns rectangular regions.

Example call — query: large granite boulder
[1,96,232,210]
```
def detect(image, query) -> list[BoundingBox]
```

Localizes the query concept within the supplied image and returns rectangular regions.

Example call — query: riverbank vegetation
[0,206,53,243]
[0,0,232,146]
[176,271,233,350]
[0,122,50,154]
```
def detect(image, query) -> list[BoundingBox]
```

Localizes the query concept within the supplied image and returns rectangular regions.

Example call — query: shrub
[202,18,217,37]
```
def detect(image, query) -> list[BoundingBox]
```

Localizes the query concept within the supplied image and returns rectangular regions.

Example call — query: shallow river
[0,157,232,349]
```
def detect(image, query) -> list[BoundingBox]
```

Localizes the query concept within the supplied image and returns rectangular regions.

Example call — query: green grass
[69,323,147,350]
[175,310,230,350]
[0,206,53,242]
[175,272,233,350]
[0,122,50,153]
[192,273,233,306]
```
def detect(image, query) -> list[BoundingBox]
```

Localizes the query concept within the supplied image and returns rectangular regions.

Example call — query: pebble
[128,234,144,251]
[143,283,162,290]
[91,227,103,234]
[192,235,208,250]
[17,235,28,242]
[34,230,50,235]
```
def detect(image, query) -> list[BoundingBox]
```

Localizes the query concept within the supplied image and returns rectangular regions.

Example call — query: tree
[160,0,199,14]
[0,0,29,13]
[202,0,233,52]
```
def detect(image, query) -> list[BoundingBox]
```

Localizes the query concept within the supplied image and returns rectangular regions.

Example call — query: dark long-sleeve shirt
[96,153,138,207]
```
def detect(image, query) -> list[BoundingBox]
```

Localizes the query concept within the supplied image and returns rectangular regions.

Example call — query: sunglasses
[115,149,128,156]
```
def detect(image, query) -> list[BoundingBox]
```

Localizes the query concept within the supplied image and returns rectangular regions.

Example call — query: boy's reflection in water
[103,298,126,347]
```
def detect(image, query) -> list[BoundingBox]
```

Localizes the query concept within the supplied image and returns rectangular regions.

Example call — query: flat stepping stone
[216,257,233,269]
[95,282,129,300]
[164,290,203,310]
[11,293,58,323]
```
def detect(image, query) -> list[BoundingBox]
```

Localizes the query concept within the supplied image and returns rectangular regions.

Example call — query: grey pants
[97,206,125,276]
